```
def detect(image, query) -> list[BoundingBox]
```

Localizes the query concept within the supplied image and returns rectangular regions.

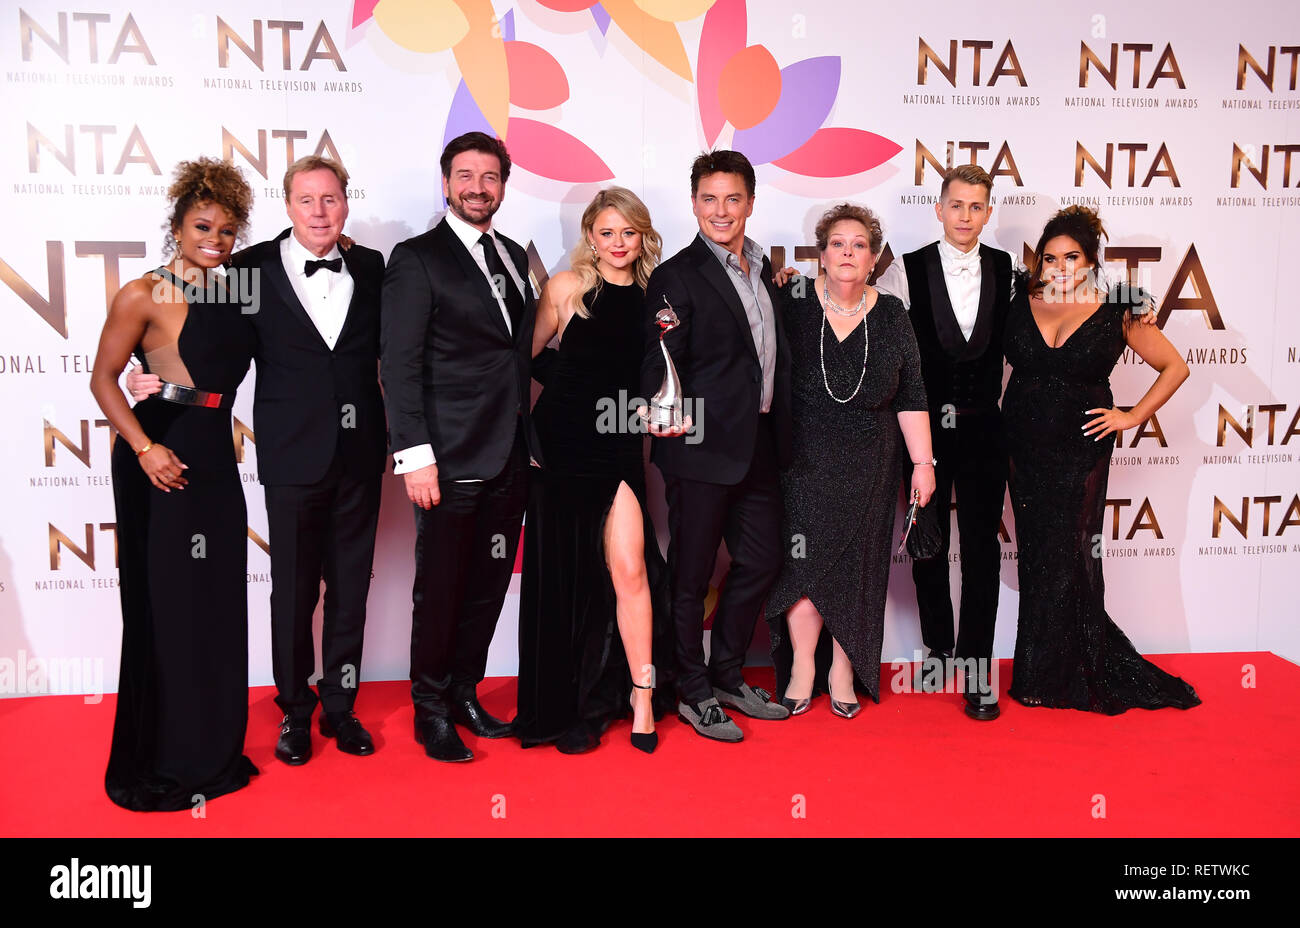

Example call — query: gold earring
[589,242,597,255]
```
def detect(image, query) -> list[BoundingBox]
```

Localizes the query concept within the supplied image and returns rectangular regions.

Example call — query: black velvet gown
[1002,283,1200,714]
[105,268,257,810]
[516,281,674,747]
[764,284,928,702]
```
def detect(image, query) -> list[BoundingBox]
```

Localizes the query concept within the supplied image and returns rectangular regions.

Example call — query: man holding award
[640,150,793,742]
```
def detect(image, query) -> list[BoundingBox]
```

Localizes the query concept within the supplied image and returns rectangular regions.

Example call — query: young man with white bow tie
[873,164,1010,721]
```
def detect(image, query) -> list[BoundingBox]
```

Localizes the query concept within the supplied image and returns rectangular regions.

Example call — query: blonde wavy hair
[567,187,662,318]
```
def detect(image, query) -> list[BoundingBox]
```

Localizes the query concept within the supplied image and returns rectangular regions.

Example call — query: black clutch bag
[899,496,943,559]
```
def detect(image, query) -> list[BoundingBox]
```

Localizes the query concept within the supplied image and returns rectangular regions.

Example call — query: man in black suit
[641,150,792,742]
[130,156,387,760]
[380,132,538,763]
[873,164,1008,721]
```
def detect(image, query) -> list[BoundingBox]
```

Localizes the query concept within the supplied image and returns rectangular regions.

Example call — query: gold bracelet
[135,442,153,457]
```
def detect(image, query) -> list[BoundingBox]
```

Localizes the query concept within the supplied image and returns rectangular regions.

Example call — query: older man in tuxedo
[129,155,387,762]
[381,132,540,763]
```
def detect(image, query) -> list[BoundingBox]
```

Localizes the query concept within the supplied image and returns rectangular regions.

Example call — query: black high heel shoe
[630,682,657,754]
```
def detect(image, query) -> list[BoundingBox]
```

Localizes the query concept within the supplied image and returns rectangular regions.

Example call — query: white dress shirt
[874,237,1009,342]
[393,209,533,477]
[280,233,353,350]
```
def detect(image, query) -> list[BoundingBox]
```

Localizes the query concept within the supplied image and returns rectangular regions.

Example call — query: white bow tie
[944,252,980,276]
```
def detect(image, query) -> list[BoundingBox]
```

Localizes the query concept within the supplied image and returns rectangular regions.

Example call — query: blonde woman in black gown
[766,204,934,717]
[90,158,258,810]
[1003,206,1199,713]
[517,187,674,753]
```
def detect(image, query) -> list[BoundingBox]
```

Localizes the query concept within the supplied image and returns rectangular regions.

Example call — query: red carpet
[3,652,1296,837]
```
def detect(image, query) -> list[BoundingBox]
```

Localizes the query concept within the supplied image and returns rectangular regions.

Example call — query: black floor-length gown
[1002,285,1199,714]
[106,267,258,810]
[765,285,927,702]
[516,281,674,747]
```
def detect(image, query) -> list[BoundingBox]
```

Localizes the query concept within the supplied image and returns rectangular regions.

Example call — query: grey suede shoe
[677,697,744,742]
[712,683,791,720]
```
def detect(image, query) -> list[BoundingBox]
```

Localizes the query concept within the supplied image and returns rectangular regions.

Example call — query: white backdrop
[1,0,1296,699]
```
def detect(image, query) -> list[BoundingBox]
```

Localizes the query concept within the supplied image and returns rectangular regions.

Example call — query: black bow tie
[304,257,342,277]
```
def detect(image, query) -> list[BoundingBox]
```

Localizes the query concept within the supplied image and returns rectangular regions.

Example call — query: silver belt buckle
[158,381,223,408]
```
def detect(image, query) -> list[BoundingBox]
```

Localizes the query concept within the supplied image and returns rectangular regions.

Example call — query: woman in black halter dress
[516,188,674,753]
[90,158,258,810]
[1003,206,1199,714]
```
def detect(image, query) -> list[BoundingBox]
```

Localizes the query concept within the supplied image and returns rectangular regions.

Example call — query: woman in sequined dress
[764,204,933,717]
[1002,206,1199,713]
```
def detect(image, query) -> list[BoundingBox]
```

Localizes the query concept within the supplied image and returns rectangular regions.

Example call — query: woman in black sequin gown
[516,188,674,753]
[1003,206,1199,714]
[90,158,258,810]
[765,205,933,715]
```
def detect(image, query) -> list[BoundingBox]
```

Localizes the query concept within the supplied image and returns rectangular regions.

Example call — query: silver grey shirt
[699,233,776,413]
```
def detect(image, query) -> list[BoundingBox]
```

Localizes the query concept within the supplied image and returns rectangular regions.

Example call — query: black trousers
[409,425,528,721]
[911,409,1007,661]
[265,451,381,721]
[663,416,783,704]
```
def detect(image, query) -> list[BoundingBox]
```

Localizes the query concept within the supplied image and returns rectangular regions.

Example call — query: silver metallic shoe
[830,698,862,719]
[677,697,744,742]
[712,682,791,720]
[780,693,814,716]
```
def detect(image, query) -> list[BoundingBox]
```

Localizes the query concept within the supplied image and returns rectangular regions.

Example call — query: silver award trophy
[649,297,684,430]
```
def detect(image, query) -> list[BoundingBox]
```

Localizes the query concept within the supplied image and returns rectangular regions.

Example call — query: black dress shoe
[414,717,473,762]
[320,710,375,756]
[275,715,312,766]
[964,688,1001,721]
[915,649,953,693]
[451,697,513,739]
[967,675,1003,717]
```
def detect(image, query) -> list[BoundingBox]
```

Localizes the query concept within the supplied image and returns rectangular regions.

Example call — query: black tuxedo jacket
[901,241,1011,413]
[234,229,387,486]
[380,218,539,481]
[641,235,792,486]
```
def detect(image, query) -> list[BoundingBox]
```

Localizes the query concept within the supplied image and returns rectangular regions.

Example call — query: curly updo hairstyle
[814,203,883,255]
[1027,205,1107,295]
[162,156,253,258]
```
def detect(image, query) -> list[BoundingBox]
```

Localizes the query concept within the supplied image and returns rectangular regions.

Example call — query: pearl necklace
[819,282,869,404]
[823,281,867,316]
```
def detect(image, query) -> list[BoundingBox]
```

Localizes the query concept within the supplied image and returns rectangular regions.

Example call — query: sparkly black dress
[765,283,927,702]
[1002,283,1199,713]
[106,268,258,811]
[515,281,675,746]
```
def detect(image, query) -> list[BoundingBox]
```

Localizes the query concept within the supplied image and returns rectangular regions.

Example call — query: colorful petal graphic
[451,0,510,137]
[352,0,380,28]
[732,56,840,165]
[633,0,716,20]
[600,0,693,81]
[506,118,615,182]
[696,0,745,146]
[591,3,612,33]
[537,0,600,10]
[717,45,780,130]
[443,79,494,149]
[505,42,570,110]
[772,127,903,177]
[371,0,468,53]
